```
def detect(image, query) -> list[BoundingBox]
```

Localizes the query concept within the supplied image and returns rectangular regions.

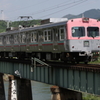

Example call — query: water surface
[4,81,52,100]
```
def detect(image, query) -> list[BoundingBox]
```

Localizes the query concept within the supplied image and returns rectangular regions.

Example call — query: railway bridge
[0,58,100,100]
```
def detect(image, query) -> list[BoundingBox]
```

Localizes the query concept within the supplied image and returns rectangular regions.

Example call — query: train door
[38,30,44,51]
[53,27,59,51]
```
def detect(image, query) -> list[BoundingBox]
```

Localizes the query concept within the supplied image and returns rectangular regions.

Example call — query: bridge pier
[0,73,6,100]
[8,75,32,100]
[50,86,82,100]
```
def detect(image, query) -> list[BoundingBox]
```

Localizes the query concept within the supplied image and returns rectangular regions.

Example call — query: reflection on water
[4,82,8,100]
[31,81,52,100]
[4,81,52,100]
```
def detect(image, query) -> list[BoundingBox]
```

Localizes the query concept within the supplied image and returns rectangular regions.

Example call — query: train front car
[65,18,100,64]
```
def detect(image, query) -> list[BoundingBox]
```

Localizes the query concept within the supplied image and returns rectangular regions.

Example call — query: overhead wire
[5,0,50,13]
[31,0,73,15]
[6,0,88,20]
[38,0,88,19]
[31,0,85,16]
[5,0,75,20]
[6,0,72,17]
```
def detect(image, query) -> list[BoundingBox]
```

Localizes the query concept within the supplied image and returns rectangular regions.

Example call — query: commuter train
[0,17,100,64]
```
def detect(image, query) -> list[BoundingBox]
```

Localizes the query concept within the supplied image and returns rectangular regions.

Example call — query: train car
[0,17,100,64]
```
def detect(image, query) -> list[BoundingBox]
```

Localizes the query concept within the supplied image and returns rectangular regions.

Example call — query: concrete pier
[8,75,32,100]
[50,86,82,100]
[0,73,5,100]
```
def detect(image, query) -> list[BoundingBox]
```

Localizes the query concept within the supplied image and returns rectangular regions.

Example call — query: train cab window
[0,37,2,44]
[59,27,65,40]
[87,27,99,37]
[6,35,10,44]
[72,27,85,37]
[44,29,51,41]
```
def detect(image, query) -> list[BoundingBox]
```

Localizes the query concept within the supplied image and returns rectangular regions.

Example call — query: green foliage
[11,19,41,27]
[89,60,100,64]
[0,20,7,32]
[83,93,100,100]
[89,56,100,64]
[0,19,41,33]
[98,18,100,21]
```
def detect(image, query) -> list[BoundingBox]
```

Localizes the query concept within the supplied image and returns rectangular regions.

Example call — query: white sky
[0,0,99,21]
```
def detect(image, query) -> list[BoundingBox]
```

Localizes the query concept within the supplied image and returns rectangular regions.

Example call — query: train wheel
[84,61,88,64]
[71,60,75,64]
[76,61,79,64]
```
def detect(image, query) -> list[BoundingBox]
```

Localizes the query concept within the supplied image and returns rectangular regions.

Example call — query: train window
[0,37,2,44]
[59,28,65,40]
[72,27,85,37]
[44,29,51,41]
[19,34,22,43]
[87,27,99,37]
[26,32,30,43]
[20,33,26,43]
[14,34,19,44]
[34,32,37,42]
[44,31,47,41]
[48,30,51,40]
[38,31,44,42]
[9,35,14,44]
[6,35,10,44]
[53,28,59,41]
[31,32,34,42]
[31,31,37,42]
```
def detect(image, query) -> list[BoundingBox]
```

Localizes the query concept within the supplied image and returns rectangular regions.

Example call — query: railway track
[48,62,100,72]
[0,58,100,72]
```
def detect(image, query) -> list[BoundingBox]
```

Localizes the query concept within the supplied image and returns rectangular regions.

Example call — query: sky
[0,0,100,21]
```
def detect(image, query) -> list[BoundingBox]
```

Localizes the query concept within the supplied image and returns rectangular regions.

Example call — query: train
[0,17,100,64]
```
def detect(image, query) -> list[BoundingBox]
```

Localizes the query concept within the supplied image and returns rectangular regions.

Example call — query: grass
[89,58,100,64]
[83,93,100,100]
[82,57,100,100]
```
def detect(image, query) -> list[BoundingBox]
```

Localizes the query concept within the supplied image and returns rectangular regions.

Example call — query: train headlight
[82,18,89,23]
[98,46,100,48]
[72,46,74,48]
[84,41,89,47]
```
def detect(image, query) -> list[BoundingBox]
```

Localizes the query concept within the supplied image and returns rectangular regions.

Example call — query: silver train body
[0,18,100,63]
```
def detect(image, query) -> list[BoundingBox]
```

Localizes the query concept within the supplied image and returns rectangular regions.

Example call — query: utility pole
[1,10,4,20]
[6,20,12,28]
[82,13,84,18]
[0,10,12,29]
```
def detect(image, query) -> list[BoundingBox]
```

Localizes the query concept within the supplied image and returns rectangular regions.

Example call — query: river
[4,81,52,100]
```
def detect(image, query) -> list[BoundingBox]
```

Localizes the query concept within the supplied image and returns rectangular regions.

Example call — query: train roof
[0,20,67,36]
[0,18,98,36]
